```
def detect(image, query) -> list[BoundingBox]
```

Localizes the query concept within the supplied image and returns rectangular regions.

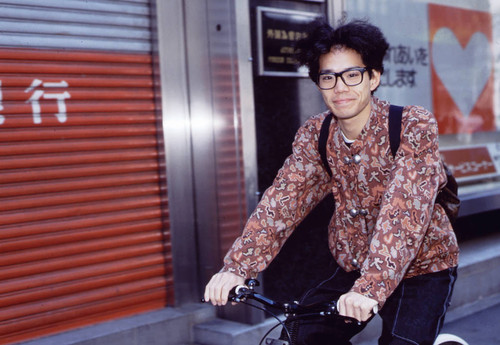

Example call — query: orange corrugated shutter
[0,2,172,343]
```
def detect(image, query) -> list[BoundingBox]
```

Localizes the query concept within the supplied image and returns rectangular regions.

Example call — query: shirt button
[359,209,368,216]
[349,208,359,217]
[343,156,352,164]
[351,258,360,269]
[353,154,361,164]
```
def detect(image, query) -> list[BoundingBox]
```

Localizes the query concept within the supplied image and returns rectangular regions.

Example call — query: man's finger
[337,294,346,316]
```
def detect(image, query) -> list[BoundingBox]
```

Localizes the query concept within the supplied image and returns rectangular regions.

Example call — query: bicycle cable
[238,300,292,345]
[259,322,284,345]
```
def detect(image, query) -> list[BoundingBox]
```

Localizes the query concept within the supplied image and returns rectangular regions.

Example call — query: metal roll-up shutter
[0,1,172,344]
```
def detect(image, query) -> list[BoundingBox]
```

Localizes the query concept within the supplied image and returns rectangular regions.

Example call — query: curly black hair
[295,19,389,85]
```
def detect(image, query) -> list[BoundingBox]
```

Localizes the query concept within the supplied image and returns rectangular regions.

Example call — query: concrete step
[194,317,282,345]
[194,232,500,345]
[19,303,215,345]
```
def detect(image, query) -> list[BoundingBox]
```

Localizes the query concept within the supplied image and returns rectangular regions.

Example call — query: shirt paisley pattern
[222,98,459,307]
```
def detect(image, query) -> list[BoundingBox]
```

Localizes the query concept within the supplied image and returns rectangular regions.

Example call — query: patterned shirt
[222,97,459,307]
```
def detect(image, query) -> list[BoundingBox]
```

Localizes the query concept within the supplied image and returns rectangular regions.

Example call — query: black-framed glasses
[317,67,368,90]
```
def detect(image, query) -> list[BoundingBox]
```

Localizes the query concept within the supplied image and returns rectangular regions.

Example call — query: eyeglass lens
[318,68,365,90]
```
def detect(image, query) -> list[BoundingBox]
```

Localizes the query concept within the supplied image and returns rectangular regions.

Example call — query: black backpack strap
[388,105,404,157]
[319,113,333,177]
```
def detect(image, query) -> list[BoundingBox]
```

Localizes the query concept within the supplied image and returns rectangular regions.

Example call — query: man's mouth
[333,98,353,106]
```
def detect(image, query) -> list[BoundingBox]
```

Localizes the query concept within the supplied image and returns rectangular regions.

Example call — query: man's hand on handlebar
[203,271,245,306]
[337,291,379,322]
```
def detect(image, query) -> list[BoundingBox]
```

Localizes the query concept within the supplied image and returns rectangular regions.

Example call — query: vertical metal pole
[153,0,199,305]
[235,0,259,221]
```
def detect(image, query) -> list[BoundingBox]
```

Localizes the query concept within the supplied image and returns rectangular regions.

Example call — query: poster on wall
[346,1,433,111]
[429,4,494,135]
[256,7,322,77]
[346,0,497,182]
[346,0,495,135]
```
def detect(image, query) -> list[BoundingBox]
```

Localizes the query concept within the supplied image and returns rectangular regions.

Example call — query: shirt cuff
[350,275,389,308]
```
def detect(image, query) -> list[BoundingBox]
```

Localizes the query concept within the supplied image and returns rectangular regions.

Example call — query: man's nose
[333,76,349,92]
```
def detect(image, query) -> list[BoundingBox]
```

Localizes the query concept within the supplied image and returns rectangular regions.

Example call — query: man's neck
[338,108,371,140]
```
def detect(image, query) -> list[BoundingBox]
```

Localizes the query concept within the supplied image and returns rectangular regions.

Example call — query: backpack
[318,105,460,225]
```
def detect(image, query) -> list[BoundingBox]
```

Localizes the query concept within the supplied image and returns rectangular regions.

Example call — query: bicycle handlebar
[202,279,363,344]
[203,279,466,345]
[228,279,341,320]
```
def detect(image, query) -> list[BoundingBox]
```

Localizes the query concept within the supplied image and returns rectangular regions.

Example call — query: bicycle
[215,279,469,345]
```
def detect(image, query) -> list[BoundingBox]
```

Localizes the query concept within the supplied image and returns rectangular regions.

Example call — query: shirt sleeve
[221,115,333,279]
[350,106,446,307]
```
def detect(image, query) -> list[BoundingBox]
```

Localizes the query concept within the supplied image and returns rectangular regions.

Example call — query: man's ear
[370,70,381,92]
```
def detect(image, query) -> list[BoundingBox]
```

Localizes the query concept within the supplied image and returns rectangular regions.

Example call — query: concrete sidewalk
[441,298,500,345]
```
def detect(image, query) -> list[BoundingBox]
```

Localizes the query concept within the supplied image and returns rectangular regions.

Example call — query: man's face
[318,47,380,122]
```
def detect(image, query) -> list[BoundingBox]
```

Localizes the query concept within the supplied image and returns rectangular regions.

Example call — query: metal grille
[0,1,171,343]
[0,0,151,51]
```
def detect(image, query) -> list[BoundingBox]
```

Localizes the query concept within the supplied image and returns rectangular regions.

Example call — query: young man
[204,20,459,345]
